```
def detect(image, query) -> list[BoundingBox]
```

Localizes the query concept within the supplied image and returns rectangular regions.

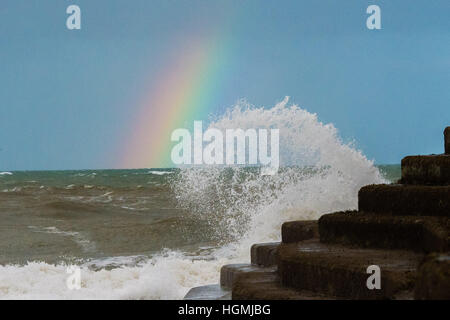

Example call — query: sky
[0,0,449,170]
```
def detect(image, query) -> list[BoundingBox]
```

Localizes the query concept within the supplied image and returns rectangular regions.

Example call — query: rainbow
[118,34,233,169]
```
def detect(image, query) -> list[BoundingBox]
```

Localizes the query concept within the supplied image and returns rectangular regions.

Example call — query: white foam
[28,226,96,253]
[2,186,22,192]
[0,251,236,300]
[148,171,173,175]
[0,172,12,176]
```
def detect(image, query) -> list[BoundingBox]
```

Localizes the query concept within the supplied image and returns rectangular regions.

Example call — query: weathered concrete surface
[319,211,450,252]
[232,268,334,300]
[281,220,318,243]
[278,239,420,299]
[445,127,450,154]
[184,284,231,300]
[401,155,450,185]
[414,253,450,300]
[358,184,450,216]
[251,242,280,267]
[220,264,276,290]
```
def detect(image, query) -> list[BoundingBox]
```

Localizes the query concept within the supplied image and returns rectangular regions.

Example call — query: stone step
[251,242,280,267]
[281,220,318,243]
[414,253,450,300]
[358,184,450,216]
[401,155,450,185]
[445,126,450,154]
[278,239,421,299]
[232,268,334,300]
[184,284,231,300]
[220,264,277,290]
[318,211,449,252]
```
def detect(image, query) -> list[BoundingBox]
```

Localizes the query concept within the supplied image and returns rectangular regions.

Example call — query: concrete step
[401,155,450,185]
[278,239,422,299]
[414,253,450,300]
[319,211,449,252]
[358,184,450,216]
[445,126,450,154]
[232,268,334,300]
[220,264,277,290]
[251,242,280,267]
[184,284,231,300]
[281,220,318,243]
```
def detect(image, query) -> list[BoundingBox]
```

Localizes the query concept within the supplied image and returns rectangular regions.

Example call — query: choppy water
[0,98,398,299]
[0,169,218,266]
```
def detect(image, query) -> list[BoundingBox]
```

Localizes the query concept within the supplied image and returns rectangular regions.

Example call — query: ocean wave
[43,200,104,213]
[0,172,12,176]
[0,97,386,299]
[173,97,385,245]
[148,171,173,176]
[0,250,232,299]
[1,187,22,193]
[27,226,96,253]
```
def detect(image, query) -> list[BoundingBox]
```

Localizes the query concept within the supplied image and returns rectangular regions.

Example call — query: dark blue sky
[1,0,449,170]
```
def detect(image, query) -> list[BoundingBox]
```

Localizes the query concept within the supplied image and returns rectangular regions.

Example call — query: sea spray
[0,98,386,299]
[172,97,386,253]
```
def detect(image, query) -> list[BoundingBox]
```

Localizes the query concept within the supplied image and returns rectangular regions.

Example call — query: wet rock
[414,253,450,300]
[184,284,231,300]
[220,264,276,290]
[358,184,450,217]
[281,220,319,243]
[401,155,450,185]
[278,239,420,299]
[232,269,333,300]
[251,242,280,267]
[319,211,449,252]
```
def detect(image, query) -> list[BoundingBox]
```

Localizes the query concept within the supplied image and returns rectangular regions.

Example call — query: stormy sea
[0,99,399,299]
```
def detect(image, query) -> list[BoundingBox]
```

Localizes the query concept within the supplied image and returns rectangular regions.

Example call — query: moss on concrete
[401,155,450,185]
[251,242,279,267]
[281,220,319,243]
[414,253,450,300]
[278,239,420,299]
[319,211,449,252]
[358,184,450,216]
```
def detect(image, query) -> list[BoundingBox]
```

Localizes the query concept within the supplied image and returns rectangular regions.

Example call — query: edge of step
[220,264,277,290]
[232,268,335,300]
[184,284,231,300]
[319,211,449,252]
[400,155,450,185]
[251,242,280,267]
[358,184,450,216]
[278,239,421,299]
[281,220,318,243]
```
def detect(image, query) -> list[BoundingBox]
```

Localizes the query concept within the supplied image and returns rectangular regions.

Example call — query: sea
[0,99,400,299]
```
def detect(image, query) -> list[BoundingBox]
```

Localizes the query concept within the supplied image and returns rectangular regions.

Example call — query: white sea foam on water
[2,187,22,192]
[0,252,235,299]
[0,172,12,176]
[28,226,96,254]
[148,171,173,175]
[0,98,386,299]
